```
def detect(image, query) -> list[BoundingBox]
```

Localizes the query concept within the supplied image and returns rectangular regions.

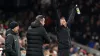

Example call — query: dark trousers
[58,49,70,56]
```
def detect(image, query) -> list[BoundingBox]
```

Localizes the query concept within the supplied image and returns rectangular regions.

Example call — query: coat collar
[11,30,18,35]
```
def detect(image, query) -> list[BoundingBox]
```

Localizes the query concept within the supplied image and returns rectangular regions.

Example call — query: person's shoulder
[6,33,14,40]
[39,26,44,29]
[28,26,32,30]
[39,26,46,31]
[65,27,70,31]
[7,33,13,37]
[6,29,12,35]
[6,29,11,32]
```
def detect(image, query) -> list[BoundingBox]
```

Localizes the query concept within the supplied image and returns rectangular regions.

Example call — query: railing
[48,33,100,56]
[72,41,100,56]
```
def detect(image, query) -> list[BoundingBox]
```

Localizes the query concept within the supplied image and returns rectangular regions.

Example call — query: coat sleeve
[5,34,16,56]
[41,27,50,44]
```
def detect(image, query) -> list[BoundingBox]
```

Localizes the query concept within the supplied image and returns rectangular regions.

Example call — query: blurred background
[0,0,100,56]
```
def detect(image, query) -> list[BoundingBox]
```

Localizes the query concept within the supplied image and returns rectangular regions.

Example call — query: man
[57,17,71,56]
[5,21,21,56]
[26,15,50,56]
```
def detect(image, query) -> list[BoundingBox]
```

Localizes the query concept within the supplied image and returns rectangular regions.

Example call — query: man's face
[13,26,19,33]
[40,18,45,26]
[60,17,67,26]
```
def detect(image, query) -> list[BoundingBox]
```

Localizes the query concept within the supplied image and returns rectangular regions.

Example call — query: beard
[15,30,19,33]
[13,30,19,33]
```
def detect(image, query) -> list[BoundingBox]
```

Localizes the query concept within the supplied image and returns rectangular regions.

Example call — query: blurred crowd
[71,15,100,50]
[70,45,95,56]
[0,0,100,56]
[0,16,99,56]
[70,0,100,51]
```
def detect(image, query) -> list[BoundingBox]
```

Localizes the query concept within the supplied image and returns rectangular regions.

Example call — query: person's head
[0,24,3,28]
[36,15,45,26]
[96,20,100,26]
[88,53,94,56]
[70,47,74,53]
[60,17,67,27]
[9,21,19,33]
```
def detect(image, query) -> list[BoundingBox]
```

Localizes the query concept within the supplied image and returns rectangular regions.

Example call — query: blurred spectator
[0,32,5,48]
[95,19,100,34]
[71,52,79,56]
[94,42,99,50]
[78,16,85,33]
[44,49,50,56]
[0,48,3,56]
[87,53,94,56]
[91,32,99,42]
[21,49,26,56]
[90,16,95,33]
[88,40,96,48]
[51,45,57,56]
[0,24,6,38]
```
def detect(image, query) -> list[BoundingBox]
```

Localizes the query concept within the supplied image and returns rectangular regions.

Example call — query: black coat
[26,21,50,56]
[57,27,71,56]
[5,30,21,56]
[6,29,12,36]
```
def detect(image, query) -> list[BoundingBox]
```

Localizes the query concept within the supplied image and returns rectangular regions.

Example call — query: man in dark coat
[26,15,50,56]
[57,17,71,56]
[5,21,21,56]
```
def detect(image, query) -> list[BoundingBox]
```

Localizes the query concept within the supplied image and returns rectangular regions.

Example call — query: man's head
[36,15,45,26]
[0,24,3,28]
[60,17,67,26]
[9,21,19,33]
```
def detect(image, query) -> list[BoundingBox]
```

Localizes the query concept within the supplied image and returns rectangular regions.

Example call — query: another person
[26,15,50,56]
[2,22,12,56]
[5,21,21,56]
[57,17,71,56]
[0,32,5,48]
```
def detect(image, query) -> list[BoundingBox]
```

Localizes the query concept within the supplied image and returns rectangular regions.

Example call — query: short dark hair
[36,15,45,21]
